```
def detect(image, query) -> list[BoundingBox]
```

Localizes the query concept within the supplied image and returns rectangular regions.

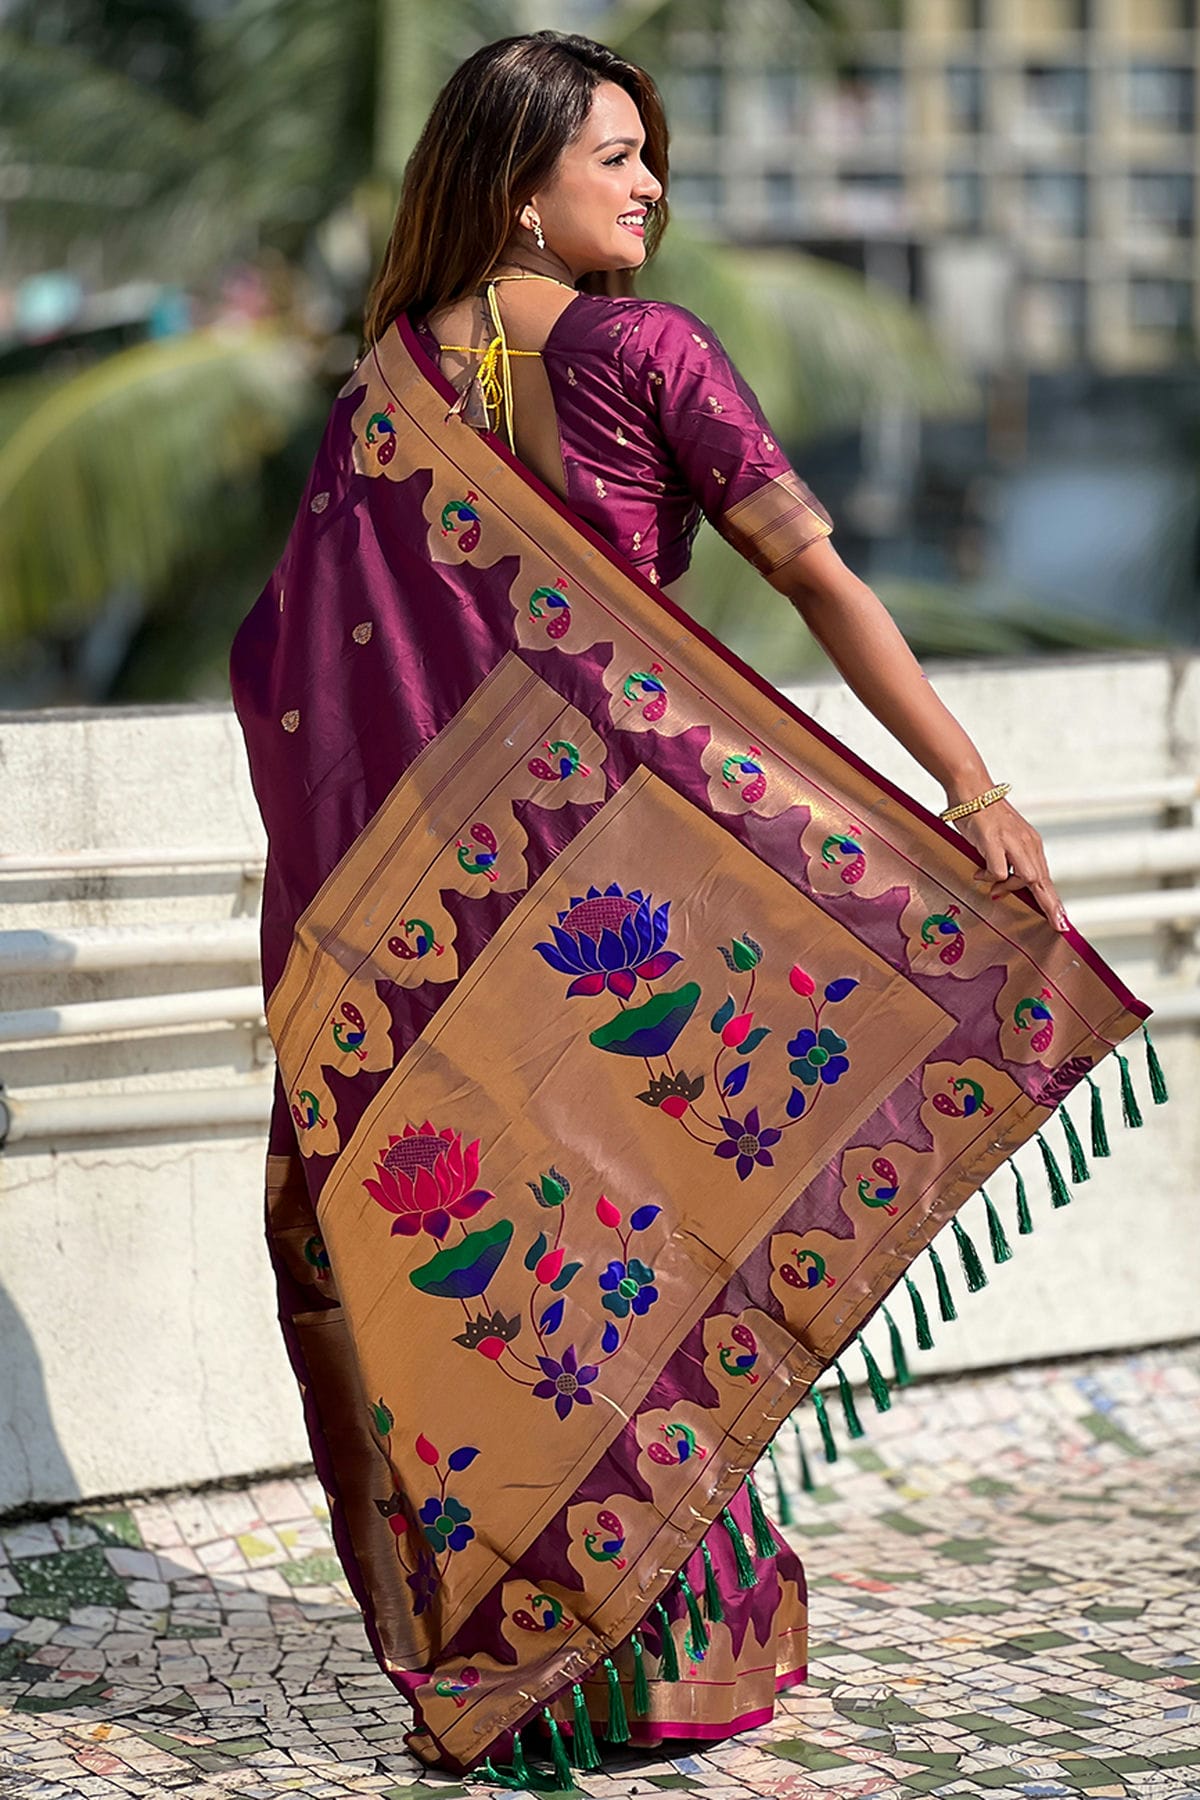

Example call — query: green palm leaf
[645,232,976,441]
[0,328,318,646]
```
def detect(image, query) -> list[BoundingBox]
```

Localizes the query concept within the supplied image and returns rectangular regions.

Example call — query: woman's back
[415,285,834,593]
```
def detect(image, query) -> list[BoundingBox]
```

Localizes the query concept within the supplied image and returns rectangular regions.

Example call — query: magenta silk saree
[230,306,1160,1783]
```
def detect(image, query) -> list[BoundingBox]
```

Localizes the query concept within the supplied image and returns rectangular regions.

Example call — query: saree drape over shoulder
[230,292,1155,1781]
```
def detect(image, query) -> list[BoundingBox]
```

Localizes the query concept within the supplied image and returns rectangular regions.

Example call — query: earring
[529,217,546,250]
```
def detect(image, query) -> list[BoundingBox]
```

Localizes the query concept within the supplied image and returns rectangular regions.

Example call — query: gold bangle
[939,782,1011,824]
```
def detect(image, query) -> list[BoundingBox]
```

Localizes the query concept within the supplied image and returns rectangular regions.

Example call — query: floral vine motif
[365,1404,481,1615]
[534,888,863,1174]
[367,1126,665,1419]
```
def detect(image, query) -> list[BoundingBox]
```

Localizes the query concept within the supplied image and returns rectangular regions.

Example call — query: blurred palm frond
[0,328,319,646]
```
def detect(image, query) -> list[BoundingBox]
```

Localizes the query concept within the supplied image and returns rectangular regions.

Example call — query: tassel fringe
[602,1656,629,1743]
[834,1359,865,1438]
[881,1304,912,1385]
[905,1274,934,1348]
[858,1332,892,1411]
[809,1386,838,1462]
[981,1187,1013,1264]
[653,1599,680,1680]
[1011,1159,1033,1235]
[1037,1131,1072,1208]
[543,1708,573,1785]
[951,1215,988,1292]
[1144,1025,1168,1105]
[571,1682,602,1769]
[746,1472,777,1556]
[1117,1050,1143,1129]
[701,1537,725,1621]
[677,1571,708,1660]
[795,1418,816,1490]
[765,1439,794,1524]
[631,1630,650,1718]
[721,1504,759,1588]
[1060,1106,1090,1183]
[928,1243,958,1321]
[1087,1076,1110,1157]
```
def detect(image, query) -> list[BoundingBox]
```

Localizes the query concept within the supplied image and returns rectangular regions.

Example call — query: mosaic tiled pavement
[2,1343,1198,1800]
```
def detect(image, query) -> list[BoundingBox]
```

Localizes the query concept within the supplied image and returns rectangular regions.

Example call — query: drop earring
[529,217,546,251]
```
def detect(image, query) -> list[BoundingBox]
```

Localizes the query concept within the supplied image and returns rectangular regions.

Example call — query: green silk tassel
[858,1332,892,1411]
[927,1243,958,1321]
[834,1359,865,1437]
[951,1215,988,1292]
[1087,1075,1110,1157]
[542,1708,573,1786]
[1037,1130,1072,1207]
[745,1473,776,1556]
[1116,1049,1143,1128]
[905,1274,934,1348]
[809,1386,838,1462]
[721,1504,758,1587]
[765,1439,794,1524]
[653,1600,680,1680]
[701,1537,725,1622]
[1060,1106,1090,1183]
[509,1726,529,1785]
[631,1630,650,1718]
[602,1656,629,1743]
[570,1683,601,1770]
[1144,1025,1168,1104]
[1011,1160,1033,1235]
[981,1187,1013,1264]
[795,1418,816,1490]
[677,1571,708,1658]
[881,1304,911,1385]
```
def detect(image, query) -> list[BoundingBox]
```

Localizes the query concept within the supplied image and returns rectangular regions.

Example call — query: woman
[230,29,1158,1788]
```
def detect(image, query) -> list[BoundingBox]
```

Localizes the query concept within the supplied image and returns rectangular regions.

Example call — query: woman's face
[525,81,663,278]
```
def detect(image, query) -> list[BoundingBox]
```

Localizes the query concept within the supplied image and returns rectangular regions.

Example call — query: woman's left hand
[951,799,1069,932]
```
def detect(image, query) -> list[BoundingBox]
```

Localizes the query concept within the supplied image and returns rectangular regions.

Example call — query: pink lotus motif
[364,1121,493,1240]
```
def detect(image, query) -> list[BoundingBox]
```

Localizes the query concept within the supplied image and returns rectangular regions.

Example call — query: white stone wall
[1,653,1196,1513]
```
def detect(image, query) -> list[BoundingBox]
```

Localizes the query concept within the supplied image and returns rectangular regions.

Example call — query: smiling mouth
[618,213,647,235]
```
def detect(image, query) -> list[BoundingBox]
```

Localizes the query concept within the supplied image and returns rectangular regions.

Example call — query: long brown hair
[363,31,670,345]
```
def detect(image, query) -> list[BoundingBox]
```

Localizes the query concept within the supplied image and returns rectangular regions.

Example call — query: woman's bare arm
[775,537,1068,932]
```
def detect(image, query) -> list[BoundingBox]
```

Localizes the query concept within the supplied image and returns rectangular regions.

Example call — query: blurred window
[1127,64,1194,133]
[946,170,985,233]
[833,64,905,142]
[1024,170,1088,236]
[1129,277,1192,333]
[764,171,796,230]
[1022,65,1088,134]
[1129,170,1194,236]
[838,171,906,231]
[670,172,723,224]
[945,65,985,134]
[1023,277,1087,360]
[671,69,723,135]
[761,69,800,136]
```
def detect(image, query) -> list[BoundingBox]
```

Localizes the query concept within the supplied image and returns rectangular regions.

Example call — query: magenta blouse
[414,292,834,590]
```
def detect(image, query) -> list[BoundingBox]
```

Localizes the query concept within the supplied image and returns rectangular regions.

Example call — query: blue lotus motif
[534,883,681,999]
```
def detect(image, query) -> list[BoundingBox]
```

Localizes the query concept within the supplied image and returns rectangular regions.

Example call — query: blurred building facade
[662,0,1199,374]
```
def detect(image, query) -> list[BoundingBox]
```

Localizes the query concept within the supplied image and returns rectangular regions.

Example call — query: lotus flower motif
[534,883,680,1000]
[364,1121,493,1240]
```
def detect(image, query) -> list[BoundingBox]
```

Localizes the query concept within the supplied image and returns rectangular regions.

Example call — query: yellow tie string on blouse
[439,274,566,451]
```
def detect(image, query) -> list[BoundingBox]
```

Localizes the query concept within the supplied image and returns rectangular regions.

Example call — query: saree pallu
[230,314,1156,1781]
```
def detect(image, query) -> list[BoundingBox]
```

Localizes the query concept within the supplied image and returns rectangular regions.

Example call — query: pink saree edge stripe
[392,312,1150,1027]
[618,1664,810,1747]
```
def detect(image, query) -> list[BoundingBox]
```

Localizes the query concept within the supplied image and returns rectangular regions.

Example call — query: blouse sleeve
[620,302,834,581]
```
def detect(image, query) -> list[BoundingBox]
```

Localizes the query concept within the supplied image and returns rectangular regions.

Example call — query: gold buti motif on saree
[267,655,607,1156]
